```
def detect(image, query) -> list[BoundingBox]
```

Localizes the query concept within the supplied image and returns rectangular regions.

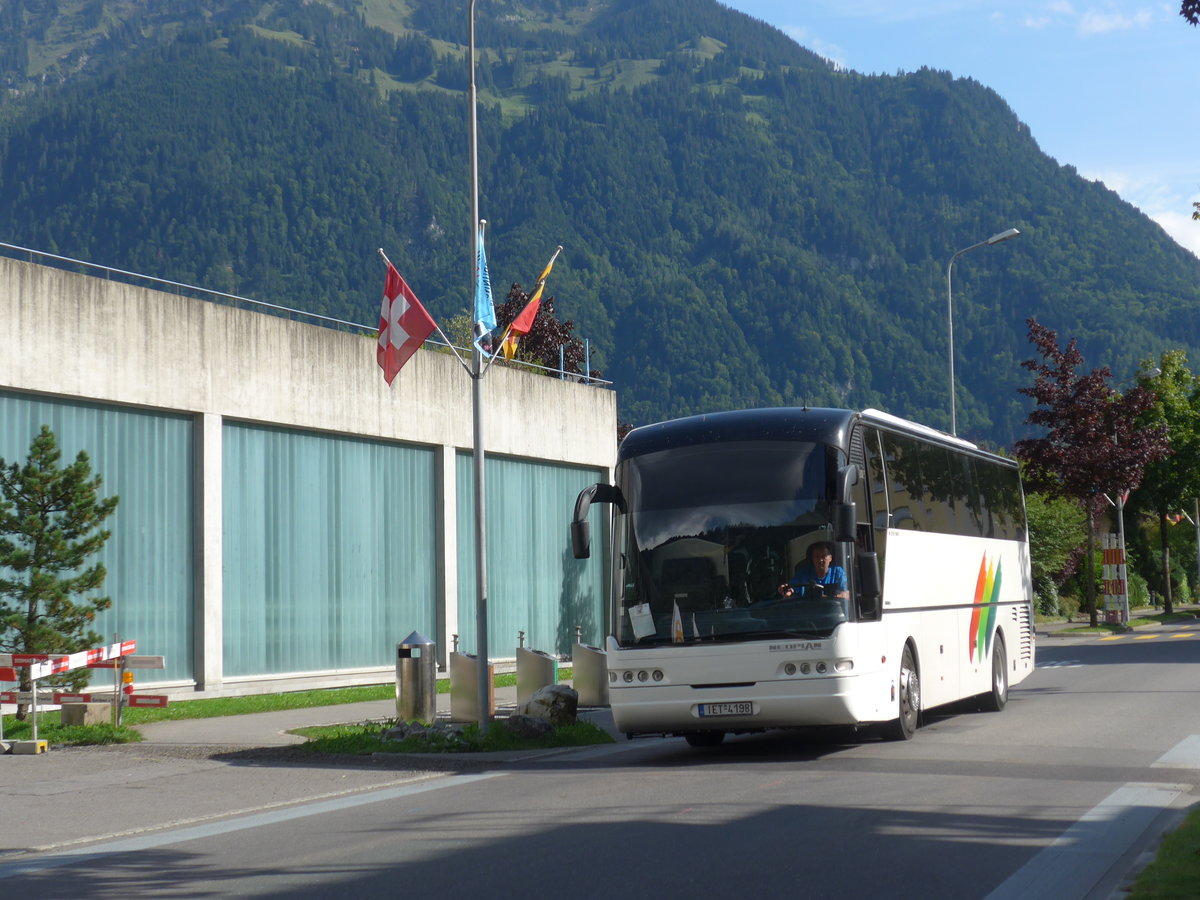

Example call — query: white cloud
[1088,167,1200,259]
[1077,7,1154,34]
[1020,2,1159,34]
[783,26,847,70]
[1152,210,1200,260]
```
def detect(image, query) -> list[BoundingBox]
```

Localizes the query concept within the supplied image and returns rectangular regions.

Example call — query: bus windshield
[613,440,850,647]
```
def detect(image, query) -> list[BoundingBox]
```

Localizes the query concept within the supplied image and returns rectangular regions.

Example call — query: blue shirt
[789,561,847,593]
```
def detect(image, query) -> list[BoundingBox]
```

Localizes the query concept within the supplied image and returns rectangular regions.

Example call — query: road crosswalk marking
[1091,632,1196,642]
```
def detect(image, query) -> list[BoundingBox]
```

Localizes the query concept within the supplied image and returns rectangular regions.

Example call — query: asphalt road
[3,625,1200,899]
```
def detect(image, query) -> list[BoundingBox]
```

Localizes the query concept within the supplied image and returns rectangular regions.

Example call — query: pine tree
[0,426,119,719]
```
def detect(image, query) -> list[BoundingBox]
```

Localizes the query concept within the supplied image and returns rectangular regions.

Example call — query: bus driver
[778,540,849,600]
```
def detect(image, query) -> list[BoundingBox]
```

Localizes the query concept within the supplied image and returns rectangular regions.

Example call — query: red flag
[509,282,544,338]
[377,262,437,385]
[501,282,544,360]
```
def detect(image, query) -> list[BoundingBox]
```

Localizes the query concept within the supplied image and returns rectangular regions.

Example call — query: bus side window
[881,431,926,532]
[863,427,890,549]
[859,427,886,614]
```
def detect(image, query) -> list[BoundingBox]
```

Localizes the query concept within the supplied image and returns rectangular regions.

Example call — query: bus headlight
[835,660,854,673]
[623,670,634,683]
[608,671,617,683]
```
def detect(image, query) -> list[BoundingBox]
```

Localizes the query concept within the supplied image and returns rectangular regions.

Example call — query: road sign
[53,692,94,703]
[126,694,169,708]
[88,655,165,670]
[0,691,85,704]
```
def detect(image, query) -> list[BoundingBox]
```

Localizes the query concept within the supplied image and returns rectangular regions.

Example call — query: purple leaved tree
[1014,319,1168,626]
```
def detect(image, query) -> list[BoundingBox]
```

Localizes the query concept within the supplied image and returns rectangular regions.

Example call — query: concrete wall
[0,256,617,696]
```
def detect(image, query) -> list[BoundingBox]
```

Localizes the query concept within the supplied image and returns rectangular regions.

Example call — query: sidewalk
[1037,605,1200,638]
[130,682,620,750]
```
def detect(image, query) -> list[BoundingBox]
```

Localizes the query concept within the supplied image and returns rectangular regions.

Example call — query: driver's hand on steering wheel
[777,583,794,598]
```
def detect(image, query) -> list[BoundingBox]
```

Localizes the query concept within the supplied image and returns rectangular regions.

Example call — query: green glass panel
[223,424,436,676]
[457,453,606,657]
[0,391,194,683]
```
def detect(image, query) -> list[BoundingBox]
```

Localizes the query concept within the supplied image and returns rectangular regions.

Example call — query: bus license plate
[699,701,753,717]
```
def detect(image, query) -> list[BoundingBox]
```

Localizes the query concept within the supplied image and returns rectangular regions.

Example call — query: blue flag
[474,223,496,341]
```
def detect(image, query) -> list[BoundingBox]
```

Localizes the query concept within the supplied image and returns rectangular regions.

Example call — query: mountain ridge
[1,0,1197,444]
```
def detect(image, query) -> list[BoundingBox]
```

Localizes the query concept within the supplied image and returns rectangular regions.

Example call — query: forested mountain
[1,0,1198,444]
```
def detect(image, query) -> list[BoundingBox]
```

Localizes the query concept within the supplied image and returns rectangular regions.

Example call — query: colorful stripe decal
[969,554,1003,663]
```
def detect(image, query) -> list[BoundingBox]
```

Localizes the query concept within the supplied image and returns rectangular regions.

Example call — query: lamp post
[468,0,490,730]
[946,227,1020,436]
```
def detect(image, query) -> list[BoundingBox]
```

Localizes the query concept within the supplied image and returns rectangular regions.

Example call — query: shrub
[1128,570,1150,609]
[1035,578,1060,617]
[1057,592,1081,621]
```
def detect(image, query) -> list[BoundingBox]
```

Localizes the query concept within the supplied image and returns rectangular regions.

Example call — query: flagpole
[468,0,490,731]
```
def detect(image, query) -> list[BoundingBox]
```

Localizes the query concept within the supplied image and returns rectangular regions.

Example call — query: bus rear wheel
[684,731,726,748]
[978,636,1008,712]
[883,644,920,741]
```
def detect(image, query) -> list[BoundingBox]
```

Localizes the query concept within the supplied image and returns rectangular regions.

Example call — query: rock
[514,684,578,727]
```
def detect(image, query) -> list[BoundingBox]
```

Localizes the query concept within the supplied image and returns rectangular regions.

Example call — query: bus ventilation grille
[1016,603,1033,661]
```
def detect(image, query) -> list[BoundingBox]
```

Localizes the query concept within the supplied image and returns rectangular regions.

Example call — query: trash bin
[572,642,609,707]
[396,631,437,723]
[516,647,558,705]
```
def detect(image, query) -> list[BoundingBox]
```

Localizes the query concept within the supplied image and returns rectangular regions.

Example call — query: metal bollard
[572,641,609,707]
[396,631,437,723]
[516,646,558,705]
[449,651,495,723]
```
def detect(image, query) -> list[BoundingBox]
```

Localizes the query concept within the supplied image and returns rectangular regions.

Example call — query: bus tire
[684,731,726,748]
[979,636,1008,712]
[883,644,920,741]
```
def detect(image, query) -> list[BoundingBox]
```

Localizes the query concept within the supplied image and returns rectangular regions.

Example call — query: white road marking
[1152,734,1200,770]
[984,783,1185,900]
[0,771,503,878]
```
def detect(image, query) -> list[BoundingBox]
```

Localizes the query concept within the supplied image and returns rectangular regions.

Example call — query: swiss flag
[377,262,437,385]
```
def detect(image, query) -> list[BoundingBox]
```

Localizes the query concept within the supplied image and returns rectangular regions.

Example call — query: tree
[0,426,119,718]
[1183,1,1199,25]
[1014,319,1169,626]
[1024,488,1087,617]
[494,283,602,380]
[1127,351,1200,613]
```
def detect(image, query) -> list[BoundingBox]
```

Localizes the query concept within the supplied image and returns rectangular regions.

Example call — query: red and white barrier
[1,640,168,746]
[10,640,137,680]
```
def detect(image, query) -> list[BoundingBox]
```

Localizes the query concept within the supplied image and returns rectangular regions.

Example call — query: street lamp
[946,227,1021,436]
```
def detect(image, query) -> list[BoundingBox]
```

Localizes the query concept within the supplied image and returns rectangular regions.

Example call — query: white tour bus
[571,407,1034,746]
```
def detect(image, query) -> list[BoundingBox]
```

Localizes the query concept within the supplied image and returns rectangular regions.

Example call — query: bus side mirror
[571,520,592,559]
[857,552,881,618]
[833,502,856,543]
[833,464,859,542]
[571,483,624,560]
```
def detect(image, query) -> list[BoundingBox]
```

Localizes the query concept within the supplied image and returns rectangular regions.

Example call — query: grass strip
[1128,804,1200,898]
[293,719,614,755]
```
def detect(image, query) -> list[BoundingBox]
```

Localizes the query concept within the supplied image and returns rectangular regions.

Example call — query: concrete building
[0,253,616,697]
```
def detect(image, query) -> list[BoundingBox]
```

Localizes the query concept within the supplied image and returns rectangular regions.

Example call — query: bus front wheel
[883,644,920,741]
